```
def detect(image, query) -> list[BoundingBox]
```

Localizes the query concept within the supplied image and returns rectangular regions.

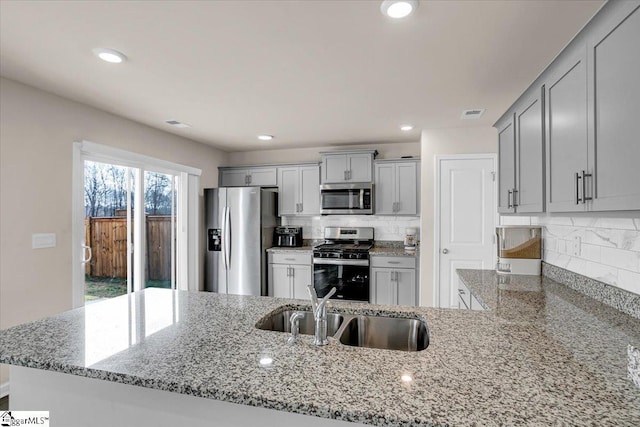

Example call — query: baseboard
[0,381,9,398]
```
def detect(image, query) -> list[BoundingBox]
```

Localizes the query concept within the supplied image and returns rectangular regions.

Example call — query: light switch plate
[32,233,56,249]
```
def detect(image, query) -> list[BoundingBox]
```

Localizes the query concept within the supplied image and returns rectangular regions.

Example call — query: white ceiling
[0,0,603,152]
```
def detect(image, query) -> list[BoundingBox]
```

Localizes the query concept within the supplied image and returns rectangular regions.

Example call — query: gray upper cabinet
[497,0,640,213]
[219,166,277,187]
[515,87,545,213]
[374,160,419,216]
[277,164,320,216]
[321,150,376,183]
[497,116,516,214]
[587,3,640,211]
[545,46,589,213]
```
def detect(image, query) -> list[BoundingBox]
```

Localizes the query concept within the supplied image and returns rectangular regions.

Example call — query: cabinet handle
[576,172,582,204]
[507,190,513,208]
[344,170,348,181]
[387,261,400,265]
[396,201,401,212]
[285,258,295,261]
[290,267,294,278]
[248,174,252,185]
[512,189,518,207]
[392,202,396,212]
[581,170,592,203]
[348,170,352,180]
[299,203,303,213]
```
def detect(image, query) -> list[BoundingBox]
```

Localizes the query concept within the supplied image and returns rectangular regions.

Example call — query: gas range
[312,227,374,302]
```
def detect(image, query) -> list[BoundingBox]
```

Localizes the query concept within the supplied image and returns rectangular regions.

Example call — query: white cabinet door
[248,168,277,187]
[370,268,394,305]
[322,154,348,183]
[374,163,395,215]
[299,166,320,215]
[347,153,372,182]
[291,265,312,299]
[220,169,247,187]
[396,269,416,307]
[395,162,418,215]
[278,167,299,216]
[270,264,291,298]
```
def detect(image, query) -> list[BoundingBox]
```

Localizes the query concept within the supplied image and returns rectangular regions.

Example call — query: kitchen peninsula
[1,273,639,426]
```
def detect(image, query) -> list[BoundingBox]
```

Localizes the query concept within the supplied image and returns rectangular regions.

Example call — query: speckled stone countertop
[2,278,640,425]
[266,246,314,253]
[369,246,419,257]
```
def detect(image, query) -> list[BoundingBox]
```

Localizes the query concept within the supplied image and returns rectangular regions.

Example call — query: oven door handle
[313,258,369,267]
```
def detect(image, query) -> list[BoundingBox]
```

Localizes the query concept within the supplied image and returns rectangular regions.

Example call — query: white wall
[0,77,228,386]
[501,214,640,295]
[420,127,498,306]
[226,141,420,166]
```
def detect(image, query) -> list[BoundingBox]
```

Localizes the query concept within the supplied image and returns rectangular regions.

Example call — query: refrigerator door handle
[223,206,231,270]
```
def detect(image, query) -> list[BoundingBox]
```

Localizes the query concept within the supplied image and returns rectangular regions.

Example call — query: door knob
[442,248,449,254]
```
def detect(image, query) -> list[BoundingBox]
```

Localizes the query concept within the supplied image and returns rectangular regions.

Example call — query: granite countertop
[266,246,314,253]
[2,274,640,425]
[369,246,419,257]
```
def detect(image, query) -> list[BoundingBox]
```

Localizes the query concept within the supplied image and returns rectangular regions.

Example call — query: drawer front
[370,256,415,269]
[269,252,311,265]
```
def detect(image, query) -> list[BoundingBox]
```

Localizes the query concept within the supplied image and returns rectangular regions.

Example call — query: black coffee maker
[273,227,303,247]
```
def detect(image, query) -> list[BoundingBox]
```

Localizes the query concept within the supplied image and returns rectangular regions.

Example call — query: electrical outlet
[573,236,581,256]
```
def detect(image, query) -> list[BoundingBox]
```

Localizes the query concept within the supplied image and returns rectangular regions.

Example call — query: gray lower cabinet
[321,150,376,184]
[457,282,484,311]
[219,167,277,187]
[370,256,417,306]
[587,3,640,211]
[545,46,589,213]
[277,164,320,216]
[268,252,312,299]
[374,160,419,215]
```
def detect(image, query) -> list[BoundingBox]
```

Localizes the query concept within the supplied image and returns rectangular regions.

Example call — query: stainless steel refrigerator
[204,187,277,295]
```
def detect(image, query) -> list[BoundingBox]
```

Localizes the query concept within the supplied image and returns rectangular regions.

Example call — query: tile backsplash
[501,215,640,295]
[282,215,420,241]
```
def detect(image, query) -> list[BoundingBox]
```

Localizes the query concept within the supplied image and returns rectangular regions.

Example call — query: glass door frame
[72,141,201,308]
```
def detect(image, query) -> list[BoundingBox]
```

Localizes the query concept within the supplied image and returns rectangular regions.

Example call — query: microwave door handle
[360,189,364,209]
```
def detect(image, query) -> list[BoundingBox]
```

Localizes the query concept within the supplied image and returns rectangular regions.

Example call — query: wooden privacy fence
[84,216,174,281]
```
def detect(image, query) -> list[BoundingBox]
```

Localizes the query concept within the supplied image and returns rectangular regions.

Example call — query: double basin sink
[257,308,429,352]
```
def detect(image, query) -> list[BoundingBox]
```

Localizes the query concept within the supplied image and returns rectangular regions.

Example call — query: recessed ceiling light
[381,0,418,19]
[165,120,192,128]
[92,48,127,64]
[258,135,274,141]
[400,124,414,131]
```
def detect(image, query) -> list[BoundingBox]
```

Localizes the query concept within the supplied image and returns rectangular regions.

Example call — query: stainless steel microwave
[319,183,373,215]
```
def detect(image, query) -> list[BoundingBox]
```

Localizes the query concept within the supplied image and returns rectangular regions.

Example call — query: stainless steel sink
[257,310,344,336]
[338,316,429,351]
[257,307,429,352]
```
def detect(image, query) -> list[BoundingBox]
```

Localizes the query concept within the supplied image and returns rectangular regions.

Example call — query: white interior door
[436,156,496,308]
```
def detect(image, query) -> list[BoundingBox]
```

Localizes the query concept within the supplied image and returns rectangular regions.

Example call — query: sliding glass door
[81,161,179,303]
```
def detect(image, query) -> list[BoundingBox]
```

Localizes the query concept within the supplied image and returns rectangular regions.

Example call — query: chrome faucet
[307,284,337,346]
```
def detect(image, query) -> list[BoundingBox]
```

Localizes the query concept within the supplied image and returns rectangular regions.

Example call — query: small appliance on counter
[273,226,303,247]
[404,227,417,251]
[496,226,542,275]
